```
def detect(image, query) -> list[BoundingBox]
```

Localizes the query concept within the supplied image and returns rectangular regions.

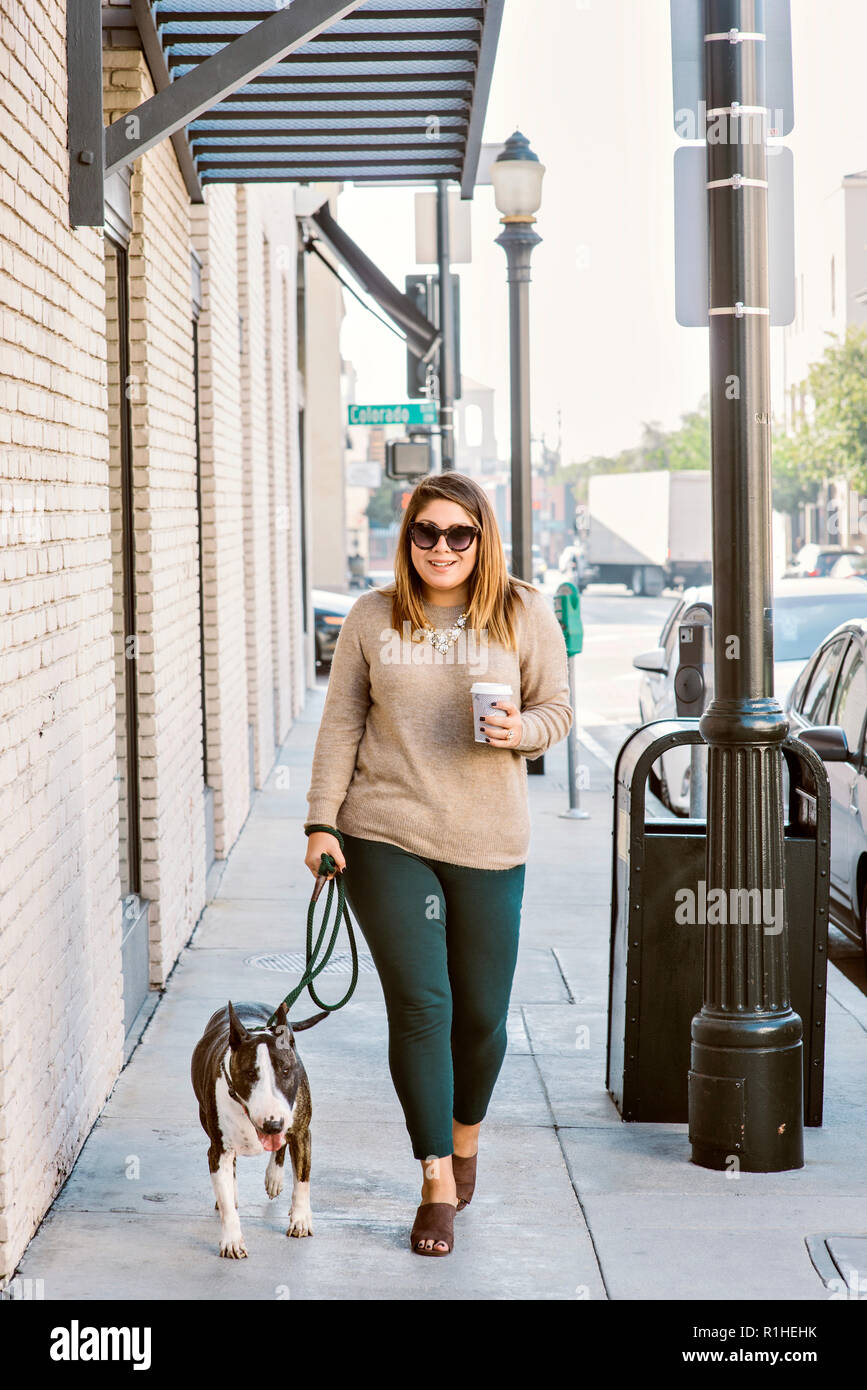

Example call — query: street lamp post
[436,181,456,472]
[492,131,545,590]
[690,0,804,1172]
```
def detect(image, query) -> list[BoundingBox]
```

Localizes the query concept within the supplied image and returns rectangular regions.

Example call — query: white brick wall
[281,254,308,719]
[305,193,347,594]
[0,0,124,1276]
[237,189,277,788]
[1,12,311,1285]
[104,49,206,984]
[191,189,251,857]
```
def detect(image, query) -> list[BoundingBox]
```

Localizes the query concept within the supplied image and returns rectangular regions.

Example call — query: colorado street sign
[347,402,439,427]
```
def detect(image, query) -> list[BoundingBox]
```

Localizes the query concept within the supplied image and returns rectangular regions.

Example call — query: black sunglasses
[409,521,480,553]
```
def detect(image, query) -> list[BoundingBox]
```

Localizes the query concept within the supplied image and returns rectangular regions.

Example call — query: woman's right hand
[304,831,346,880]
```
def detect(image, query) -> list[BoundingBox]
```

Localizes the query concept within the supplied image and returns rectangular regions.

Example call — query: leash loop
[262,841,358,1028]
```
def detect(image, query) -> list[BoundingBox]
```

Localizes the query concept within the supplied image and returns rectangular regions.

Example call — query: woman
[303,472,572,1256]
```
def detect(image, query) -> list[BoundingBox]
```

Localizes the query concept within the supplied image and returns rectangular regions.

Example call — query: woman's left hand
[483,699,523,749]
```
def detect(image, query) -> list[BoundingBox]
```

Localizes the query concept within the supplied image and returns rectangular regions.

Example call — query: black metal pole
[690,0,803,1172]
[436,181,456,471]
[497,214,543,773]
[496,220,539,586]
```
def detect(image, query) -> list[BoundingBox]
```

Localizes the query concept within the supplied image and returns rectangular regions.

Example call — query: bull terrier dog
[191,1000,324,1259]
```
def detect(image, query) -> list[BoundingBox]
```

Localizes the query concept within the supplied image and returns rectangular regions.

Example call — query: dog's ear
[228,1001,250,1050]
[272,1001,295,1052]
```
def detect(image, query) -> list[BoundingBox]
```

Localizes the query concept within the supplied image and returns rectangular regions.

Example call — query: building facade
[0,5,338,1282]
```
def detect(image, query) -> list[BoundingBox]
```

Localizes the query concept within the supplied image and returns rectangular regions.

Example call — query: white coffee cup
[471,682,514,745]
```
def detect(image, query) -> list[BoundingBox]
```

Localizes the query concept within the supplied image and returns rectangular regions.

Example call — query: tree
[365,476,405,527]
[771,426,820,516]
[666,400,710,471]
[774,326,867,491]
[553,396,711,514]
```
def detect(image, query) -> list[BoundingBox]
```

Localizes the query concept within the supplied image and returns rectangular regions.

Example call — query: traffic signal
[405,273,461,401]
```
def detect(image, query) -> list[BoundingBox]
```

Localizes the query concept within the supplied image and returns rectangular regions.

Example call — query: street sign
[346,461,382,489]
[415,190,472,264]
[347,402,439,427]
[671,0,794,138]
[674,145,795,326]
[475,141,507,186]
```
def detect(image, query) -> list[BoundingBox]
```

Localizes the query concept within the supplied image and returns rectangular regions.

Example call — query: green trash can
[606,719,830,1127]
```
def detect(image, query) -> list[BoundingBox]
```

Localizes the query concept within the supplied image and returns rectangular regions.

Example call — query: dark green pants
[339,833,526,1159]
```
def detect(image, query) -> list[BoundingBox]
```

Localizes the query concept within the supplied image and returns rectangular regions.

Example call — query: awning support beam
[67,0,105,227]
[130,0,203,206]
[103,0,365,179]
[460,0,504,197]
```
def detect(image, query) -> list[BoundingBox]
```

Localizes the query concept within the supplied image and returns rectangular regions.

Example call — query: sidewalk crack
[520,1004,611,1300]
[551,947,575,1004]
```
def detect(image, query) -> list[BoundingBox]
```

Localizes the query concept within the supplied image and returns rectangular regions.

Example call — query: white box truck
[586,470,713,595]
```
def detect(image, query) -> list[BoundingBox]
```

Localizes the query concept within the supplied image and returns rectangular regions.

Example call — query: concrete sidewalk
[14,689,867,1300]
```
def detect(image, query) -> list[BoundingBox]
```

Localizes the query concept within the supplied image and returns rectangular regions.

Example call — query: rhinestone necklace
[422,610,468,655]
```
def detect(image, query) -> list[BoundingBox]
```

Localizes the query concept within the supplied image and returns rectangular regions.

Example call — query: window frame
[797,634,851,729]
[827,633,867,770]
[659,600,685,666]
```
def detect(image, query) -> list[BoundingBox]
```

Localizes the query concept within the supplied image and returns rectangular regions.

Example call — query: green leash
[262,826,359,1029]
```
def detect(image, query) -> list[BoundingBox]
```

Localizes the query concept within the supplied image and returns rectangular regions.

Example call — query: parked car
[830,552,867,580]
[313,588,357,667]
[634,577,867,815]
[784,543,864,579]
[365,569,395,589]
[785,618,867,963]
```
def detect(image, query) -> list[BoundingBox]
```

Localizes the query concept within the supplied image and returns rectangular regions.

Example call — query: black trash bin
[606,718,830,1126]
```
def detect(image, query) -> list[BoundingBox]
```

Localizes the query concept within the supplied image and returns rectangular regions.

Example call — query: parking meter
[554,581,583,657]
[675,604,712,816]
[554,582,588,819]
[674,605,712,717]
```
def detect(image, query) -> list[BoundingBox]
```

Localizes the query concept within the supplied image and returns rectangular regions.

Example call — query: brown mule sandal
[452,1153,477,1211]
[410,1202,456,1256]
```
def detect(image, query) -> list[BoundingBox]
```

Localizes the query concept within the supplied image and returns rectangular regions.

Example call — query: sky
[335,0,867,467]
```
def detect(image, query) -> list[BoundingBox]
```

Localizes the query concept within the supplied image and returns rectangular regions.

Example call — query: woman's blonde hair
[382,472,536,651]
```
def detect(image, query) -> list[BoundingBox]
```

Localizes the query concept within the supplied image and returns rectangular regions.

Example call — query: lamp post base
[689,1014,804,1173]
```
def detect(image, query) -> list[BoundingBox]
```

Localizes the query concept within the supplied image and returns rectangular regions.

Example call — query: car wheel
[631,567,645,597]
[860,881,867,973]
[645,568,665,598]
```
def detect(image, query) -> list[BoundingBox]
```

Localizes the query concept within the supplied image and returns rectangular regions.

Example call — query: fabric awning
[304,203,439,358]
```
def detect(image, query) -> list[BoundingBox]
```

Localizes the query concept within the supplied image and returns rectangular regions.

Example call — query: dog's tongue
[258,1131,284,1152]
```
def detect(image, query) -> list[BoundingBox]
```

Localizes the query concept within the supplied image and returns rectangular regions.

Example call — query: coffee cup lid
[470,683,513,694]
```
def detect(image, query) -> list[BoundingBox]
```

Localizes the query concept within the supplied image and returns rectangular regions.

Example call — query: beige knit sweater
[304,584,573,869]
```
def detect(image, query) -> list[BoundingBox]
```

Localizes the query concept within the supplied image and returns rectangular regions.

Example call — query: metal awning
[69,1,504,224]
[304,202,440,358]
